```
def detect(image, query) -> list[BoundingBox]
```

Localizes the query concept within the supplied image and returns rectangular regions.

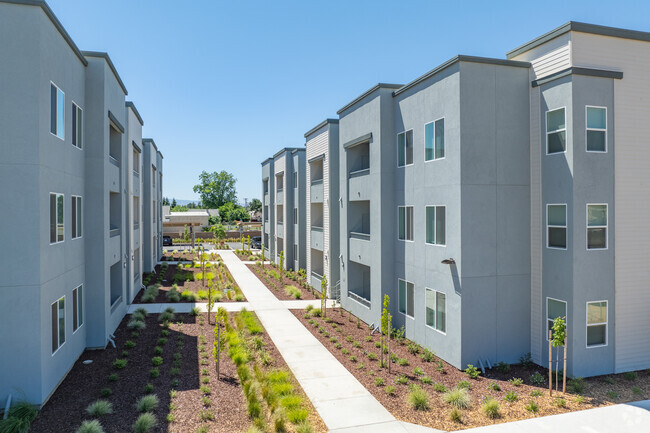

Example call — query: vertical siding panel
[530,85,543,364]
[306,128,330,285]
[511,33,572,80]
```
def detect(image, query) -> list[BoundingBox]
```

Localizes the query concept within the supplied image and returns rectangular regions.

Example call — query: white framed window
[546,297,567,340]
[425,205,446,245]
[72,102,83,149]
[586,106,606,153]
[398,279,414,318]
[50,82,65,140]
[51,296,65,354]
[398,206,414,241]
[547,204,567,249]
[72,196,82,239]
[546,107,566,154]
[424,118,445,161]
[586,300,607,347]
[73,285,83,332]
[133,143,140,174]
[587,204,607,250]
[50,193,64,244]
[425,288,446,333]
[397,129,414,167]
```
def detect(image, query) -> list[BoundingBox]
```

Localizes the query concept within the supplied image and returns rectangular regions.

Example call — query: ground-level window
[587,204,607,250]
[73,285,83,332]
[425,206,446,245]
[586,301,607,347]
[424,118,444,161]
[546,107,566,154]
[397,130,414,167]
[72,196,82,239]
[398,206,414,241]
[50,193,64,244]
[398,279,414,318]
[425,288,446,333]
[586,106,606,152]
[547,298,567,339]
[51,296,65,353]
[547,204,567,249]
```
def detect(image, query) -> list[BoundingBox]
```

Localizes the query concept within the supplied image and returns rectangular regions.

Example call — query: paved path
[217,250,442,433]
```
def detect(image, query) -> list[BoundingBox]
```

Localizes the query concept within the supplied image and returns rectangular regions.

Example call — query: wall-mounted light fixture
[441,258,456,265]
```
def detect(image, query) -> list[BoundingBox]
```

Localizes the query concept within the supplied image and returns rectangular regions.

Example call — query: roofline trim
[337,83,403,115]
[125,101,144,126]
[108,110,125,134]
[343,132,372,150]
[272,147,303,159]
[531,66,623,87]
[507,21,650,59]
[1,0,88,66]
[393,55,530,97]
[261,157,274,165]
[304,118,339,138]
[143,138,158,152]
[82,51,128,95]
[308,154,325,164]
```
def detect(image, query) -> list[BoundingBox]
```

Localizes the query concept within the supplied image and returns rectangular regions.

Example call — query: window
[587,204,607,249]
[293,244,298,259]
[547,204,567,249]
[293,208,298,225]
[425,206,446,245]
[50,83,64,139]
[547,298,567,338]
[72,102,82,148]
[133,144,140,174]
[546,107,566,154]
[398,206,414,241]
[397,130,414,167]
[133,197,140,228]
[152,167,156,188]
[293,171,298,188]
[72,196,82,239]
[51,296,65,353]
[425,289,446,333]
[586,301,607,347]
[425,118,445,161]
[586,106,606,152]
[50,193,64,243]
[398,279,414,318]
[73,285,83,332]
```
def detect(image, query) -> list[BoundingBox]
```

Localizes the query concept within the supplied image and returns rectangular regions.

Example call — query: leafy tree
[193,171,237,209]
[211,224,226,241]
[162,197,170,206]
[248,198,262,212]
[213,308,227,379]
[171,198,177,208]
[171,205,189,212]
[381,295,392,372]
[219,202,250,223]
[208,215,220,226]
[321,274,328,318]
[551,317,566,393]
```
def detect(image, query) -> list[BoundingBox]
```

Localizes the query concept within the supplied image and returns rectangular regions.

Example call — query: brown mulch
[246,263,319,301]
[133,263,245,304]
[291,308,650,431]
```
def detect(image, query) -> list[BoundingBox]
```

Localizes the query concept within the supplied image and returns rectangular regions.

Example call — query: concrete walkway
[216,250,442,433]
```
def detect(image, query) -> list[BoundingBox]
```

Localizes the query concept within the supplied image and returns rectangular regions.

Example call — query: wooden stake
[563,331,567,393]
[549,330,553,396]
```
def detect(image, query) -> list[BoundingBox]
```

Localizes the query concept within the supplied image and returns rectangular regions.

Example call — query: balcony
[276,222,284,238]
[108,159,120,193]
[311,271,323,291]
[349,233,371,266]
[310,179,324,203]
[311,226,324,251]
[109,231,121,265]
[276,190,284,205]
[264,193,269,205]
[348,261,371,308]
[348,169,371,201]
[348,291,371,309]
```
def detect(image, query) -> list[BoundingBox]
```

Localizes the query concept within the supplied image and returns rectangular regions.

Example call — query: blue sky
[47,0,650,204]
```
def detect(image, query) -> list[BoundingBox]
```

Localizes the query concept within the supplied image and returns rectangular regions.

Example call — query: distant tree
[171,205,189,212]
[248,198,262,212]
[162,197,170,206]
[211,224,226,241]
[171,198,177,208]
[208,215,221,226]
[193,171,237,209]
[218,202,250,223]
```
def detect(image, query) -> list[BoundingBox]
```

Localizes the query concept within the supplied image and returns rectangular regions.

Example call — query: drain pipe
[107,335,116,349]
[3,394,11,420]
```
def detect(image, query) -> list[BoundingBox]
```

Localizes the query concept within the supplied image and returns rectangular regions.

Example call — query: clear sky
[46,0,650,205]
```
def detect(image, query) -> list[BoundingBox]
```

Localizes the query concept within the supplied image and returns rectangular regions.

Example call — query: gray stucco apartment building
[0,0,163,405]
[262,22,650,378]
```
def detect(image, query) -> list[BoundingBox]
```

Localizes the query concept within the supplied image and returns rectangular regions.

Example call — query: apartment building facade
[261,22,650,378]
[0,0,164,405]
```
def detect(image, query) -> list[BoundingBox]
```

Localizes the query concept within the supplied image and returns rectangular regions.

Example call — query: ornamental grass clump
[481,397,500,419]
[133,413,156,433]
[409,386,430,411]
[136,394,159,413]
[86,400,113,417]
[443,388,471,409]
[284,285,302,299]
[75,420,104,433]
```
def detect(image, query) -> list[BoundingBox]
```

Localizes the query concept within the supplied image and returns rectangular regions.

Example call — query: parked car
[251,236,262,249]
[163,235,172,246]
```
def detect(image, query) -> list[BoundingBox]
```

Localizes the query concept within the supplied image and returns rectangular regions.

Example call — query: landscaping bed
[247,262,318,301]
[162,248,226,262]
[31,309,325,433]
[134,259,245,304]
[292,307,649,431]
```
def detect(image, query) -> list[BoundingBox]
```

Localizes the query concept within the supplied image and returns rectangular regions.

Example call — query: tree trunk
[549,330,553,396]
[563,332,567,393]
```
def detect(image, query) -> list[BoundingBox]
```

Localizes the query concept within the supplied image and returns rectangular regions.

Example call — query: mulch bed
[292,308,650,431]
[246,263,319,301]
[133,262,245,304]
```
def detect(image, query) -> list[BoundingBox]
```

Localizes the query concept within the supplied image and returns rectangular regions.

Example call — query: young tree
[551,317,566,393]
[381,295,392,372]
[213,308,227,380]
[279,250,284,271]
[248,198,262,212]
[211,224,226,243]
[183,224,190,243]
[261,241,265,262]
[321,274,328,319]
[193,170,237,209]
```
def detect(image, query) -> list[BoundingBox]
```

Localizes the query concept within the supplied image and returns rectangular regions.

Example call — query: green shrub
[125,340,136,349]
[413,367,424,376]
[367,352,378,361]
[494,361,510,373]
[509,377,523,387]
[144,383,154,394]
[159,308,176,322]
[443,388,470,409]
[395,375,408,385]
[555,397,566,407]
[433,383,447,393]
[136,394,159,413]
[519,352,533,369]
[149,368,159,378]
[199,410,215,421]
[481,397,500,419]
[375,378,385,386]
[113,359,127,369]
[0,401,38,433]
[280,395,303,410]
[86,400,113,417]
[525,400,539,413]
[166,288,180,303]
[108,373,118,382]
[75,420,104,433]
[567,377,586,394]
[152,356,163,366]
[200,385,211,395]
[284,285,302,299]
[625,371,638,381]
[530,389,543,397]
[529,371,545,386]
[632,386,643,396]
[287,408,308,424]
[272,409,287,432]
[127,318,146,331]
[464,364,480,379]
[385,385,396,396]
[488,382,501,391]
[133,413,156,433]
[607,391,619,399]
[397,358,409,366]
[449,408,462,423]
[420,349,435,362]
[409,386,430,410]
[295,421,313,433]
[420,376,433,384]
[190,307,201,316]
[456,380,471,390]
[504,391,518,402]
[575,395,585,404]
[100,388,112,397]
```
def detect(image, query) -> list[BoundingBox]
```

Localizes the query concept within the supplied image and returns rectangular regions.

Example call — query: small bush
[108,373,118,382]
[625,371,638,381]
[149,368,160,378]
[449,408,462,423]
[200,385,211,395]
[575,395,585,404]
[413,367,424,376]
[519,352,533,369]
[494,361,510,373]
[287,408,308,424]
[349,356,357,363]
[525,400,539,413]
[295,421,313,433]
[409,386,430,411]
[529,371,545,386]
[375,378,385,387]
[407,343,420,355]
[367,352,378,361]
[125,340,136,349]
[504,391,518,402]
[632,386,643,396]
[488,382,501,391]
[443,388,470,409]
[604,376,615,385]
[465,364,480,379]
[144,383,154,394]
[166,288,180,303]
[420,376,433,385]
[567,377,586,394]
[136,394,159,413]
[456,380,471,390]
[433,383,447,393]
[159,308,176,322]
[199,410,215,421]
[113,359,127,369]
[385,385,396,396]
[395,375,408,385]
[555,397,566,407]
[420,349,435,362]
[607,390,619,399]
[509,377,523,387]
[100,388,112,397]
[190,307,201,316]
[152,356,163,366]
[86,400,113,417]
[284,285,302,299]
[482,397,500,419]
[397,358,409,366]
[530,389,542,397]
[133,413,156,433]
[76,420,104,433]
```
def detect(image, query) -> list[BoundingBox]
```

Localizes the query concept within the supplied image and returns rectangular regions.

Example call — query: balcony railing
[110,227,121,237]
[349,168,369,178]
[349,231,370,241]
[133,170,139,178]
[311,226,323,232]
[348,291,371,308]
[109,156,120,167]
[311,271,323,280]
[311,178,323,185]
